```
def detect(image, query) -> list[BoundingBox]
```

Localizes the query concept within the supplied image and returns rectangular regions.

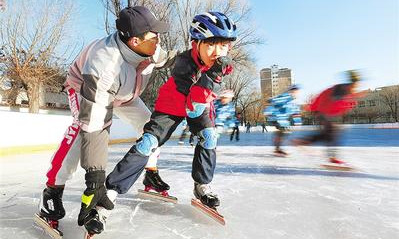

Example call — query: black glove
[207,56,233,81]
[77,170,114,226]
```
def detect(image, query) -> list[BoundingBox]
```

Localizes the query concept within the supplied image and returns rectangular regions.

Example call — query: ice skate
[138,170,177,203]
[178,141,184,145]
[191,182,224,225]
[34,213,63,239]
[329,157,345,164]
[193,182,220,208]
[34,187,65,239]
[321,157,354,171]
[274,149,288,157]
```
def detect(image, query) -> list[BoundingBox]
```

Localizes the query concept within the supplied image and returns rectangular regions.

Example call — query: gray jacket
[65,33,174,170]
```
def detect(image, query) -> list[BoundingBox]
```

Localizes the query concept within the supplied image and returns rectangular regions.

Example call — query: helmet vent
[198,22,208,33]
[224,19,231,30]
[213,18,225,30]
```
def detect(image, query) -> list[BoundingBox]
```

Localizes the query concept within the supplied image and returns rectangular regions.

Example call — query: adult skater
[101,12,237,231]
[36,6,174,235]
[264,85,301,156]
[292,70,366,164]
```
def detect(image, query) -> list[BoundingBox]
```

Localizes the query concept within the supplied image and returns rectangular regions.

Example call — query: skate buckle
[144,185,170,197]
[160,190,170,197]
[48,219,59,229]
[144,185,154,192]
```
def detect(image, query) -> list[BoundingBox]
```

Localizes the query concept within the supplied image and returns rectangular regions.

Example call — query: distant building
[301,84,399,124]
[260,65,293,98]
[348,84,399,123]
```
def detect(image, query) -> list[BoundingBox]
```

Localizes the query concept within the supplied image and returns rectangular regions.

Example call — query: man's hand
[77,171,114,226]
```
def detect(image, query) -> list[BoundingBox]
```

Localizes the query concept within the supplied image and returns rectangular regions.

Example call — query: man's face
[198,40,231,67]
[129,31,160,56]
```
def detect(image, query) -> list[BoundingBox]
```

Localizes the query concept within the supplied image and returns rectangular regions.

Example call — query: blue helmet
[190,12,237,41]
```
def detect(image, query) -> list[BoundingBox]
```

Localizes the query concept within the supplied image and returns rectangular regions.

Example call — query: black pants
[273,125,287,150]
[230,126,239,141]
[305,115,340,157]
[106,110,216,194]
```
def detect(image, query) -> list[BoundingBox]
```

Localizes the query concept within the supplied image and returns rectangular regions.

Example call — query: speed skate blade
[191,199,225,225]
[33,213,63,239]
[138,189,178,204]
[321,164,354,171]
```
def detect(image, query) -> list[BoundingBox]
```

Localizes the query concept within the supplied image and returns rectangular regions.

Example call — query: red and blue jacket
[154,42,228,117]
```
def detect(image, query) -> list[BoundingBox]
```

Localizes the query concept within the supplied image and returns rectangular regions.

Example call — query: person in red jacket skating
[292,70,366,164]
[103,12,237,214]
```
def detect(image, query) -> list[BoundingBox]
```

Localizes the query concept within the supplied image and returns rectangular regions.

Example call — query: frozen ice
[1,131,398,239]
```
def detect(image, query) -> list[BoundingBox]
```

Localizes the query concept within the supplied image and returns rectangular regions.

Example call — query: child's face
[221,96,232,104]
[198,40,231,67]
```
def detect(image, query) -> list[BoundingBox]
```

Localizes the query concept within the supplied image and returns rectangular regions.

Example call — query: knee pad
[136,133,158,156]
[198,127,217,149]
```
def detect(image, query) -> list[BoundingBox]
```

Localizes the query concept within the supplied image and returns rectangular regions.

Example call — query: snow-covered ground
[1,132,399,239]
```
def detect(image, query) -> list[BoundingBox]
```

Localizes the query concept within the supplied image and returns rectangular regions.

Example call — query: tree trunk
[27,81,42,113]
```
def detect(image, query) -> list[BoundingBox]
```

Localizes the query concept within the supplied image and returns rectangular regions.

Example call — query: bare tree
[0,0,75,113]
[378,85,399,122]
[236,87,262,123]
[223,64,257,100]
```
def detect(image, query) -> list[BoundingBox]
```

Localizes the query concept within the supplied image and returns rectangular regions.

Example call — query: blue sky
[249,0,398,101]
[73,0,398,102]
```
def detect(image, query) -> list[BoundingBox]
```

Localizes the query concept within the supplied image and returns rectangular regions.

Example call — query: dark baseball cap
[116,6,169,38]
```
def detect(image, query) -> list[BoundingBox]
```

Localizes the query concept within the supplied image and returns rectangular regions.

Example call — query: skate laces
[196,184,216,197]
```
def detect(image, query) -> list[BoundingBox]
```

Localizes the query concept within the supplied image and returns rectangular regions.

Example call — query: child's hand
[207,56,233,81]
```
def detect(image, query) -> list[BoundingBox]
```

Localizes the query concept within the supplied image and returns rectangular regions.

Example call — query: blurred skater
[230,112,241,141]
[214,90,237,137]
[292,70,366,164]
[264,85,301,156]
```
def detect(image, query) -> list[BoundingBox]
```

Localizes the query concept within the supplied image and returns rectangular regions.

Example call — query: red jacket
[154,42,225,117]
[308,83,358,117]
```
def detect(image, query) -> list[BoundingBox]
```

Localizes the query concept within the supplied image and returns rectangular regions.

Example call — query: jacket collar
[191,41,210,73]
[115,33,148,67]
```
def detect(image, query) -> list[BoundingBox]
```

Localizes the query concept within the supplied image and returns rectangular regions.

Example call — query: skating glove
[206,56,233,82]
[78,171,114,226]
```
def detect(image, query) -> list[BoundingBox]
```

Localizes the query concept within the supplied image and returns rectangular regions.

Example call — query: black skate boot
[39,187,65,222]
[138,170,177,203]
[193,182,220,209]
[143,169,170,192]
[34,186,65,238]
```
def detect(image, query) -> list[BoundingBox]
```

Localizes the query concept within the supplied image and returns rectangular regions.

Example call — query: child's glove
[207,56,233,81]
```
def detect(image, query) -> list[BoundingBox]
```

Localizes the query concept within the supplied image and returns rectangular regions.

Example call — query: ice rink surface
[1,131,398,239]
